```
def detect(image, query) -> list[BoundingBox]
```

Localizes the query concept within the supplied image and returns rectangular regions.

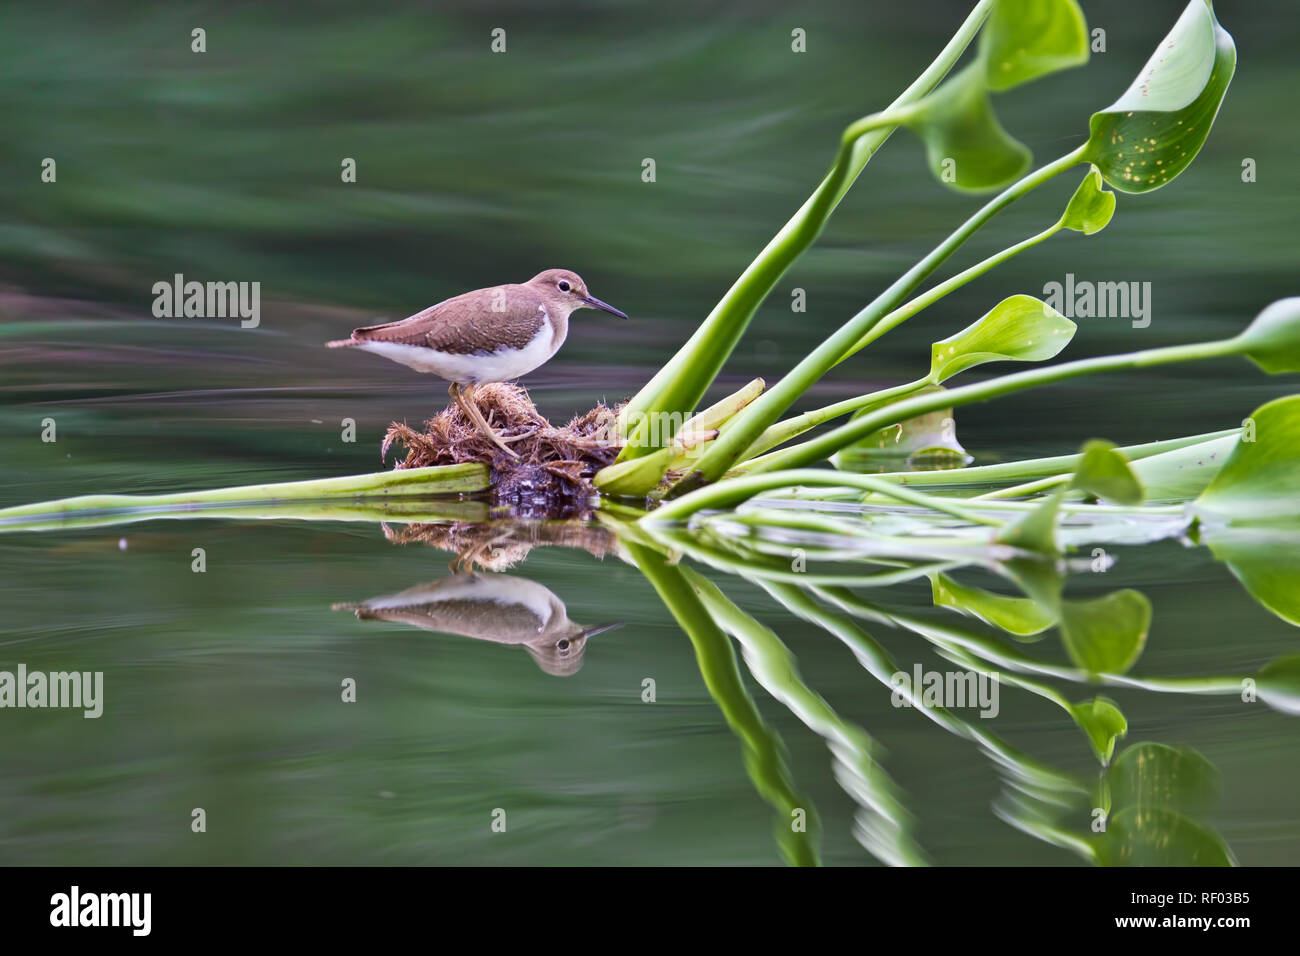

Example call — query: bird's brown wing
[347,285,547,355]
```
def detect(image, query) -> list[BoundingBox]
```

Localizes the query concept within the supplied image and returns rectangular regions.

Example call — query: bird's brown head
[523,620,623,677]
[527,268,628,320]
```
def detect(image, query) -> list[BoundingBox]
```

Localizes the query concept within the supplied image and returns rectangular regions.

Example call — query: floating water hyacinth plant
[5,0,1285,531]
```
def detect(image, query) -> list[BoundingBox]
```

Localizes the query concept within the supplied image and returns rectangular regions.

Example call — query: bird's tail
[325,337,358,348]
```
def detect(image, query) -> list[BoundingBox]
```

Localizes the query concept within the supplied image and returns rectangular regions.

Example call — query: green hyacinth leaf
[836,388,968,465]
[1112,742,1220,815]
[1233,297,1300,375]
[930,572,1055,639]
[1194,395,1300,522]
[1128,434,1237,503]
[929,295,1076,384]
[903,64,1032,193]
[1071,440,1145,506]
[1059,589,1151,675]
[981,0,1089,92]
[1084,0,1236,194]
[1201,525,1300,627]
[995,486,1066,556]
[1058,165,1117,234]
[1098,808,1234,866]
[1068,696,1128,765]
[1256,655,1300,715]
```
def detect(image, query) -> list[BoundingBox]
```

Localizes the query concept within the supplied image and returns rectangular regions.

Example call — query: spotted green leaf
[929,295,1076,384]
[1128,434,1237,502]
[1084,0,1236,193]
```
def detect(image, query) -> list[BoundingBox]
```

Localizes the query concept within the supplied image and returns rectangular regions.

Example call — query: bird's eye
[558,280,571,292]
[556,638,571,651]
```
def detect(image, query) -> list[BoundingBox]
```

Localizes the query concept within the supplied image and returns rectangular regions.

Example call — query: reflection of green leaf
[1256,655,1300,715]
[995,487,1066,556]
[1099,807,1234,866]
[1069,697,1128,765]
[1112,742,1220,814]
[1195,395,1300,522]
[1057,166,1116,234]
[928,295,1076,384]
[1099,742,1230,865]
[904,65,1030,193]
[1202,526,1300,627]
[1084,0,1236,194]
[931,572,1054,640]
[1234,297,1300,375]
[1072,440,1145,505]
[1060,590,1151,675]
[982,0,1089,91]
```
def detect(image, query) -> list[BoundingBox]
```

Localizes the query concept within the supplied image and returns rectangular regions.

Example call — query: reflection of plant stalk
[757,580,1085,793]
[624,540,820,866]
[687,568,927,865]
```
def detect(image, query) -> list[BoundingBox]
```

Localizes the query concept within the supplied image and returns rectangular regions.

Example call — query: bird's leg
[450,382,521,459]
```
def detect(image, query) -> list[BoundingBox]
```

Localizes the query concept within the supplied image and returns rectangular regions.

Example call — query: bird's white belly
[355,324,557,385]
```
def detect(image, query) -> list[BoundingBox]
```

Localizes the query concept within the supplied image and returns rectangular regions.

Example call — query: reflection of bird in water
[332,573,621,676]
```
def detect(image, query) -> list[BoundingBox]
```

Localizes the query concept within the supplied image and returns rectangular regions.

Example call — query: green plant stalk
[734,377,931,463]
[0,498,490,535]
[643,468,1004,527]
[686,568,927,866]
[616,0,996,452]
[624,540,820,866]
[839,224,1062,365]
[681,144,1090,488]
[739,428,1239,486]
[0,463,490,528]
[742,337,1241,475]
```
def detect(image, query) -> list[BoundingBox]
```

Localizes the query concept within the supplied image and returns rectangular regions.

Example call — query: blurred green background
[1,0,1297,865]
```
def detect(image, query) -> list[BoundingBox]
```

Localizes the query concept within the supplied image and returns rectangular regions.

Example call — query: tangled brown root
[382,383,623,500]
[381,517,619,571]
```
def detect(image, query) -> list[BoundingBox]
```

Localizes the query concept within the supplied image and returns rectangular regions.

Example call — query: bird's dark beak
[577,621,624,640]
[582,295,629,319]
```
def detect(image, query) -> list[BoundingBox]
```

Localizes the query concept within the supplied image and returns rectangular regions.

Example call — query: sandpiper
[326,269,628,456]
